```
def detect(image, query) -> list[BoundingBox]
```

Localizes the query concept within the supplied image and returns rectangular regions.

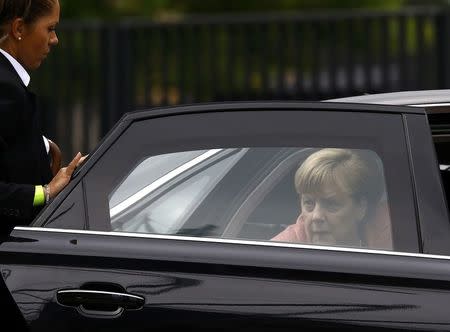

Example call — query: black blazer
[0,52,52,234]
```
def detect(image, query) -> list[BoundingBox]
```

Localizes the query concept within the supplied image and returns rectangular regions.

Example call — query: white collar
[0,48,30,87]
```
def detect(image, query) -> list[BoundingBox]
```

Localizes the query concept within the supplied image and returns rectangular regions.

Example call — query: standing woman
[0,0,84,234]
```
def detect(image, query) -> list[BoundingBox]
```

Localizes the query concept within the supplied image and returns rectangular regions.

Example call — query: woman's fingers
[76,154,88,167]
[48,152,85,199]
[66,152,82,174]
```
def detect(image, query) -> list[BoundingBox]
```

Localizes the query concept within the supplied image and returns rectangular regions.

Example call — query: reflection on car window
[109,150,207,208]
[110,149,247,233]
[107,147,392,251]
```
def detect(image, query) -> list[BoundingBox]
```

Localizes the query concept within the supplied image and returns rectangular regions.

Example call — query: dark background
[31,0,450,162]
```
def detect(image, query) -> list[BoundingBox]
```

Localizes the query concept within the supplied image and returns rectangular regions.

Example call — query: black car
[2,97,450,331]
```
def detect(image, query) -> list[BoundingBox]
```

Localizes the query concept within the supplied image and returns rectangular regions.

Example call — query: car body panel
[4,228,450,330]
[1,101,449,331]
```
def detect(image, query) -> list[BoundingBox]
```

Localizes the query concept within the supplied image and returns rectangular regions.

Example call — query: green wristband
[33,185,45,206]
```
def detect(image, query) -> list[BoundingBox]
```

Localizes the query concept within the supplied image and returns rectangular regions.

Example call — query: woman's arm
[0,81,40,225]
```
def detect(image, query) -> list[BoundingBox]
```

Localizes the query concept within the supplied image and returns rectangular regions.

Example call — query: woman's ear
[11,17,25,41]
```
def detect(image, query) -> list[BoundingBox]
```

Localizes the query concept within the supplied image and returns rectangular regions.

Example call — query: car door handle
[57,289,145,318]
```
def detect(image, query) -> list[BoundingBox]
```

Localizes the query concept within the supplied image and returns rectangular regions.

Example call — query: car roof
[327,89,450,107]
[123,101,423,124]
[329,90,450,167]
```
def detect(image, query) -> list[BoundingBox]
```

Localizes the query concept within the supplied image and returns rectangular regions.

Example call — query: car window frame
[68,102,421,253]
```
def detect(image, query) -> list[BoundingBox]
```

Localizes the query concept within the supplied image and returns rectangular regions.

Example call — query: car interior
[426,106,450,212]
[104,146,393,251]
[222,147,393,250]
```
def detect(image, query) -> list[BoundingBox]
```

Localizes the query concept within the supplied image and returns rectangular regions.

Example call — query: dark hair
[0,0,56,34]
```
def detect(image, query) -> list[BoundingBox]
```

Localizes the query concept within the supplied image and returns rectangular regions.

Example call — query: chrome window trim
[14,226,450,261]
[110,148,223,218]
[410,103,450,107]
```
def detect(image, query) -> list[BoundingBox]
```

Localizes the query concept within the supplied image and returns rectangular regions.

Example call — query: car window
[109,150,208,207]
[110,148,247,234]
[106,146,393,250]
[74,108,419,253]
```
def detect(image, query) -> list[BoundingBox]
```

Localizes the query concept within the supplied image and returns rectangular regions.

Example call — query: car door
[2,102,450,331]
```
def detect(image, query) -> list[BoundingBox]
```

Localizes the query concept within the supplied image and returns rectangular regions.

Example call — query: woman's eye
[302,199,315,211]
[325,201,341,212]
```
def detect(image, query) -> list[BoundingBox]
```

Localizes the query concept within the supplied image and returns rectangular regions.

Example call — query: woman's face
[301,184,367,246]
[18,0,60,70]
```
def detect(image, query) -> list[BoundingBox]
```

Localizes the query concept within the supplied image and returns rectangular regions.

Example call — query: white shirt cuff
[43,136,50,154]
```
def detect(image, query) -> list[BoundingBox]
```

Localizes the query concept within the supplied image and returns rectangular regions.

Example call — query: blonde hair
[295,148,383,205]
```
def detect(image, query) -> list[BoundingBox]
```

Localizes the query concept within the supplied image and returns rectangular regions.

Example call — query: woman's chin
[25,60,43,71]
[311,233,336,246]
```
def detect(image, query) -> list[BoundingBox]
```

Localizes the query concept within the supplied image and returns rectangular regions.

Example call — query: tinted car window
[110,149,247,233]
[78,109,418,253]
[109,150,207,207]
[107,146,392,250]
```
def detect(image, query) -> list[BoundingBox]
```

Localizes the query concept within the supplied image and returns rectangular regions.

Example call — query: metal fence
[31,6,450,162]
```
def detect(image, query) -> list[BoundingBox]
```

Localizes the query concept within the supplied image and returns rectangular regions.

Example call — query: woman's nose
[51,33,58,45]
[311,204,326,221]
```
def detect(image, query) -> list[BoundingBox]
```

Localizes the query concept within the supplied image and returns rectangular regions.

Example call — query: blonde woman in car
[272,148,391,249]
